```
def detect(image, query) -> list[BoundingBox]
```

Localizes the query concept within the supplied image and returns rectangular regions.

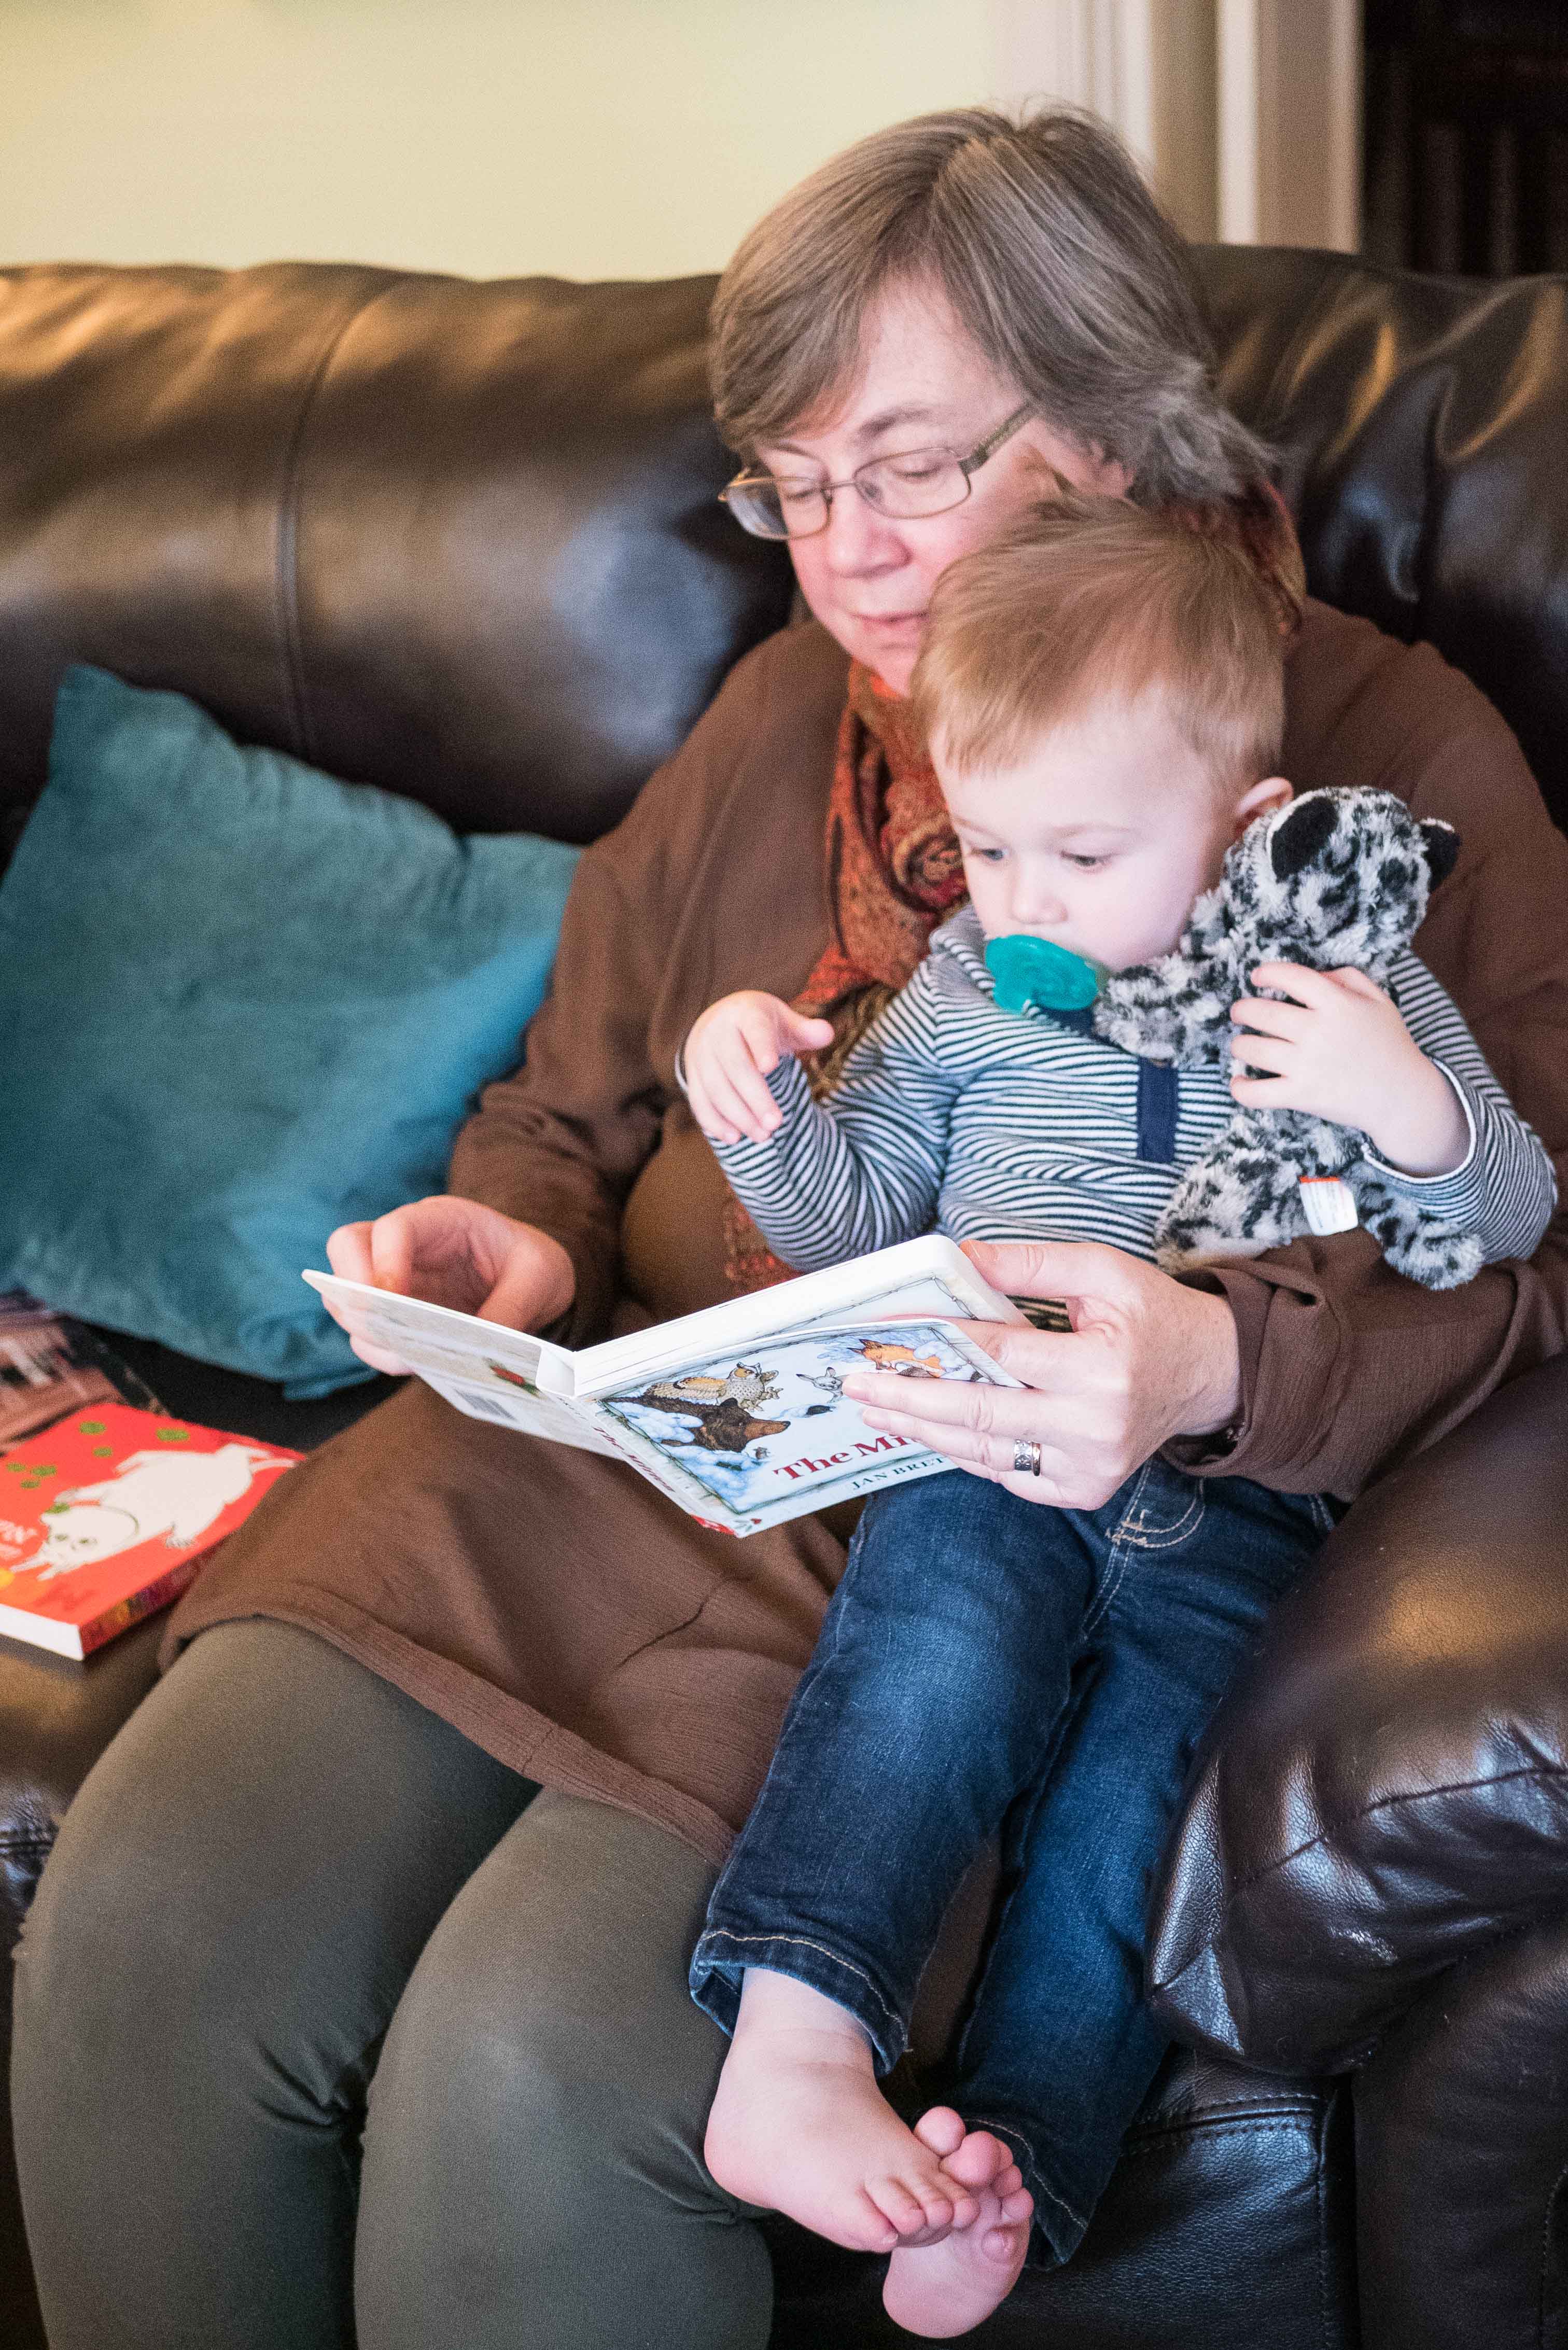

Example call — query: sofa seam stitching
[1114,2118,1315,2163]
[1130,2094,1319,2127]
[274,274,412,764]
[1154,1758,1568,1995]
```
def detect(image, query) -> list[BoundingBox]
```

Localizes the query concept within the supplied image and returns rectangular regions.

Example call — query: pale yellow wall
[0,0,1004,281]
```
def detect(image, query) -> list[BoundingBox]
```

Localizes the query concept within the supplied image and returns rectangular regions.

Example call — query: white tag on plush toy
[1298,1176,1359,1236]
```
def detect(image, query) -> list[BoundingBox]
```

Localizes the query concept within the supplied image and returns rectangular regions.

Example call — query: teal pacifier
[985,934,1107,1014]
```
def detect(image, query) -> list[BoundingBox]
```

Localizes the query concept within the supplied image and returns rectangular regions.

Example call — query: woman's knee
[368,1793,732,2190]
[358,1800,773,2350]
[373,1933,693,2191]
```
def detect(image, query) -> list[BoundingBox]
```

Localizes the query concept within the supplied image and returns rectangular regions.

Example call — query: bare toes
[915,2190,956,2234]
[1000,2188,1034,2225]
[871,2176,947,2237]
[940,2127,1013,2191]
[912,2105,967,2159]
[852,2188,899,2251]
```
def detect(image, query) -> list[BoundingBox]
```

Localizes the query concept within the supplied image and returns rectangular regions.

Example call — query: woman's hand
[323,1198,577,1375]
[1230,962,1469,1176]
[681,992,835,1145]
[842,1238,1242,1509]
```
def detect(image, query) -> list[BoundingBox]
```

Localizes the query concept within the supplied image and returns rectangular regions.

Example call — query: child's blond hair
[911,486,1286,790]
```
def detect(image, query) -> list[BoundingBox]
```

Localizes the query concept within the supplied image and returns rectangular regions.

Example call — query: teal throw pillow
[0,666,580,1396]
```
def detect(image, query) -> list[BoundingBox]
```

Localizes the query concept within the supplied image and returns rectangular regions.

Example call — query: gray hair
[709,106,1272,509]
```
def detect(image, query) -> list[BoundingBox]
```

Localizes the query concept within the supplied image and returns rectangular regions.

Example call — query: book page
[303,1237,1021,1404]
[568,1235,1027,1393]
[421,1371,625,1458]
[301,1271,570,1396]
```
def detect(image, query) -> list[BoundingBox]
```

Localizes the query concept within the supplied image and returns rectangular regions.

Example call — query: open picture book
[305,1236,1066,1536]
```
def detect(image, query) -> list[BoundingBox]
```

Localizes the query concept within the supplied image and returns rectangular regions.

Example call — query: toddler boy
[680,496,1555,2338]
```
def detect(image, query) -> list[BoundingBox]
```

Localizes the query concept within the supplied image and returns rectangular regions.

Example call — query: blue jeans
[690,1462,1334,2264]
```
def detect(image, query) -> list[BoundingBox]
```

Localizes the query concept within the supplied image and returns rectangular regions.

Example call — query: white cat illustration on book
[22,1443,295,1580]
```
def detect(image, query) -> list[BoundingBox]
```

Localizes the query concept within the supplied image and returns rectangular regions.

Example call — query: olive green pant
[11,1620,772,2349]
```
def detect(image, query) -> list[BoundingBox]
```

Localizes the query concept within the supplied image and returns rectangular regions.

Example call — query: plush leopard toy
[1094,787,1475,1287]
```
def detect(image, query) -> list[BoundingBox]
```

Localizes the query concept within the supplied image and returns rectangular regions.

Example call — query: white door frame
[991,0,1361,251]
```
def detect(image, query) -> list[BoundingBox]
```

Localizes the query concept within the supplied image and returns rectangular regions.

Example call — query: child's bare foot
[703,1971,980,2253]
[882,2115,1034,2338]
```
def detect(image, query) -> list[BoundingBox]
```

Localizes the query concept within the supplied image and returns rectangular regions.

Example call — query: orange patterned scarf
[719,483,1307,1294]
[720,662,967,1291]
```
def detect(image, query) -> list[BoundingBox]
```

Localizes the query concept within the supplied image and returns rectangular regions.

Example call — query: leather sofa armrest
[1147,1348,1568,2074]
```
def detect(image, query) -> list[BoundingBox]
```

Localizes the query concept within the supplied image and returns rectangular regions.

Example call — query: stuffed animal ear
[1269,794,1339,879]
[1420,819,1462,891]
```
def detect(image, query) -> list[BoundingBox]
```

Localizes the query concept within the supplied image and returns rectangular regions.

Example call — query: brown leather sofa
[1,242,1565,2350]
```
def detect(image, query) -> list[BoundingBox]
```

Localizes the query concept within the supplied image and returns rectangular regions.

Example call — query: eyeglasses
[720,403,1035,541]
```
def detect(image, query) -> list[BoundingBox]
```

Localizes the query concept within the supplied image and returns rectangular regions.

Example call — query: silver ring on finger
[1012,1439,1043,1477]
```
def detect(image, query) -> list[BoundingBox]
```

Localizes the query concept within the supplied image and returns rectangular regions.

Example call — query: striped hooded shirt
[698,906,1556,1277]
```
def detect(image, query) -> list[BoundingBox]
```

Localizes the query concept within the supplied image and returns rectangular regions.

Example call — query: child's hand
[1229,962,1470,1174]
[682,992,835,1145]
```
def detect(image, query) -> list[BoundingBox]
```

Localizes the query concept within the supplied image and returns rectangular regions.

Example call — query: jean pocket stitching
[1082,1543,1129,1634]
[1083,1462,1152,1630]
[1110,1477,1206,1554]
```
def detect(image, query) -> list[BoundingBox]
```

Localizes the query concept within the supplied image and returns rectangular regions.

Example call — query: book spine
[77,1553,204,1656]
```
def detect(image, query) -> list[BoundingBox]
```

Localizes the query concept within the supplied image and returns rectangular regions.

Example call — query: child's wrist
[1366,1057,1471,1177]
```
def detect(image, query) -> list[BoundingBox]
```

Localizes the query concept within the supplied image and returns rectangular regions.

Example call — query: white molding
[989,0,1214,240]
[989,0,1083,112]
[1217,0,1262,243]
[989,0,1157,171]
[1323,0,1363,253]
[1108,0,1157,169]
[989,0,1359,254]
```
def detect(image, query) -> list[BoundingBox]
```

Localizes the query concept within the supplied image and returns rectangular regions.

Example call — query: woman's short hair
[710,106,1271,509]
[909,488,1286,788]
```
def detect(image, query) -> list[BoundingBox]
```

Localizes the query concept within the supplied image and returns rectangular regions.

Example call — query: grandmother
[15,108,1568,2350]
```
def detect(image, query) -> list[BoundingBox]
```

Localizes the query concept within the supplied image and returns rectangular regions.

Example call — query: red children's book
[0,1402,300,1659]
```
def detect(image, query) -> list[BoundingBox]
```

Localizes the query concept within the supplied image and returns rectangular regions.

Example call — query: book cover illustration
[0,1403,300,1657]
[598,1322,993,1518]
